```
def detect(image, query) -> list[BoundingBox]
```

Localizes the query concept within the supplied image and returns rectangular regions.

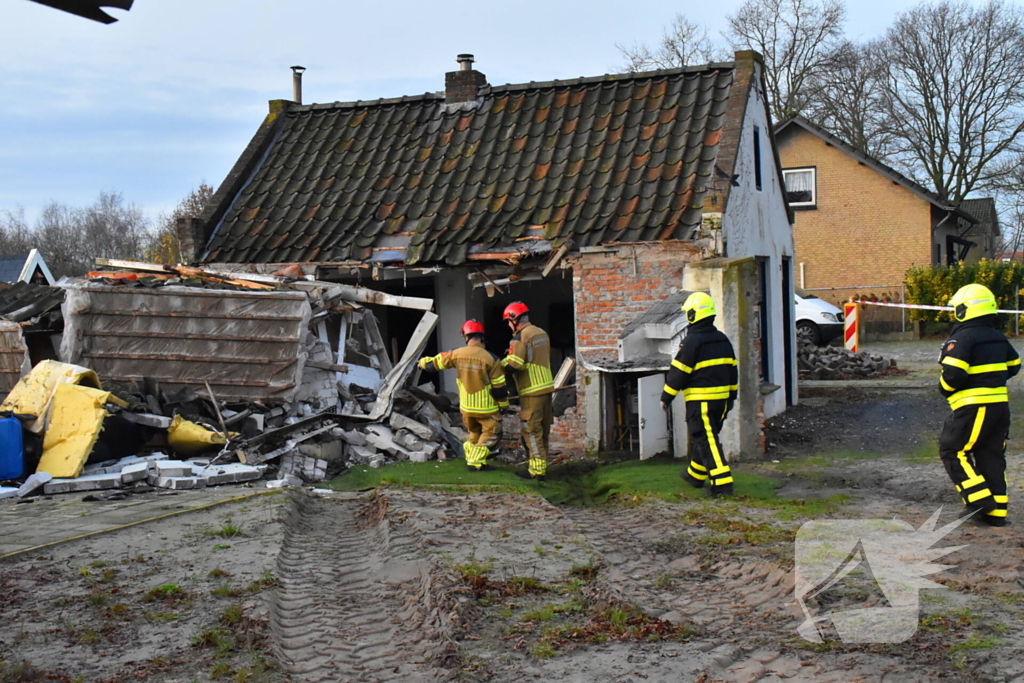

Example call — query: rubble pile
[0,259,489,502]
[797,334,895,380]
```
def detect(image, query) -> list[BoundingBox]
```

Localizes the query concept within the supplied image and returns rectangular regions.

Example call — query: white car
[795,289,844,345]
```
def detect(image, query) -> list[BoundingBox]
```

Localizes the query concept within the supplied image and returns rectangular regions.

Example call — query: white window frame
[782,167,816,208]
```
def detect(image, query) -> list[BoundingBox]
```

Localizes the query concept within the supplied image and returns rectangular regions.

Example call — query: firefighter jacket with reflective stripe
[939,316,1020,411]
[661,318,738,405]
[503,323,554,396]
[422,343,509,414]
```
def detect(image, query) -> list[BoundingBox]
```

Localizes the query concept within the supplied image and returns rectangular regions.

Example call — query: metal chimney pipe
[456,54,475,71]
[291,65,306,104]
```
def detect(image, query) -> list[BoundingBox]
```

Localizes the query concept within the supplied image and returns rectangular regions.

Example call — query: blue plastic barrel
[0,414,23,480]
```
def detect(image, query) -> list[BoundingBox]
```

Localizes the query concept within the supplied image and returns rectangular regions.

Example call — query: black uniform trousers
[939,403,1009,521]
[683,399,734,495]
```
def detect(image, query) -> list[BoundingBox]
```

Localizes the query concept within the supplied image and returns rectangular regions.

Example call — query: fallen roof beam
[323,285,434,311]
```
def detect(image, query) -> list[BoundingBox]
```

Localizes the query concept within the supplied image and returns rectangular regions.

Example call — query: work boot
[680,470,704,489]
[708,485,734,498]
[514,468,544,482]
[466,464,494,472]
[980,515,1007,527]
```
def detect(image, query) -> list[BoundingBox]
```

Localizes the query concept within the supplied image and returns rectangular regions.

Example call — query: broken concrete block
[121,412,173,429]
[368,454,388,469]
[297,439,344,463]
[194,463,262,485]
[348,444,379,464]
[364,425,414,459]
[330,427,367,447]
[44,473,123,495]
[153,460,195,478]
[393,429,426,451]
[120,462,149,484]
[389,412,435,440]
[82,459,119,476]
[0,486,19,498]
[408,450,431,463]
[147,474,204,490]
[266,474,304,489]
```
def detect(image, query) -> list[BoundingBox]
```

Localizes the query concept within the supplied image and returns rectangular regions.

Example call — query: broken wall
[0,321,29,401]
[60,285,311,402]
[564,241,702,455]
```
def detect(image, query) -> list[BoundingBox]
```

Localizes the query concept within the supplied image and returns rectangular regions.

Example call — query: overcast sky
[2,0,931,225]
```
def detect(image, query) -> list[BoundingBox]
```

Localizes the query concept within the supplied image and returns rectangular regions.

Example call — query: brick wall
[549,242,701,455]
[777,130,933,305]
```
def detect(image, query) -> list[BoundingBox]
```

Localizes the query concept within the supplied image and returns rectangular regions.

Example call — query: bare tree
[616,14,725,71]
[725,0,847,122]
[803,41,898,161]
[35,201,85,279]
[879,0,1024,203]
[148,183,214,264]
[0,209,33,257]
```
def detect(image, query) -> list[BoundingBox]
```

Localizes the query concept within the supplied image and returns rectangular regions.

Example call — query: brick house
[775,116,996,303]
[181,51,796,460]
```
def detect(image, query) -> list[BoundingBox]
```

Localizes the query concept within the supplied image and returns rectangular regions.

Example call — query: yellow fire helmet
[682,291,716,324]
[948,283,997,322]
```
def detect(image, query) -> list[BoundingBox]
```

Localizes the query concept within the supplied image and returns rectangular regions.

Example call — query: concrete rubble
[797,333,896,380]
[0,259,473,503]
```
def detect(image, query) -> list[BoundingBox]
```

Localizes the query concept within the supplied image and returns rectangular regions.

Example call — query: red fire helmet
[461,319,486,336]
[502,302,529,321]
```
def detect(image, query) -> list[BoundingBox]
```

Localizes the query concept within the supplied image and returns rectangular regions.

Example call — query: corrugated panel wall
[0,321,28,400]
[61,285,311,402]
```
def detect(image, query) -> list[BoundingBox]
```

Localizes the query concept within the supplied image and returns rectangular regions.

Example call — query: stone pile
[797,336,895,380]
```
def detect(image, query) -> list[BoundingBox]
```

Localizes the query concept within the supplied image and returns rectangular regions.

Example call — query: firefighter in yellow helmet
[661,292,739,497]
[502,302,554,481]
[418,320,509,472]
[938,284,1019,526]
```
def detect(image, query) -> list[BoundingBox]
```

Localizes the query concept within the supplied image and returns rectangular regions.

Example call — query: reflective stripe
[960,475,986,489]
[967,488,992,503]
[672,359,692,373]
[522,362,554,395]
[662,385,680,396]
[492,375,506,387]
[939,375,955,392]
[701,402,726,471]
[430,352,451,370]
[1008,358,1021,367]
[683,386,736,400]
[967,363,1008,374]
[504,354,525,368]
[689,461,707,472]
[710,465,730,476]
[687,467,709,480]
[457,379,499,414]
[948,387,1007,410]
[941,356,970,371]
[986,509,1008,517]
[956,408,986,482]
[713,477,734,486]
[694,358,738,370]
[994,495,1009,503]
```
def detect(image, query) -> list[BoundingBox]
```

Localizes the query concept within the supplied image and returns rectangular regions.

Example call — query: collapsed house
[175,50,797,460]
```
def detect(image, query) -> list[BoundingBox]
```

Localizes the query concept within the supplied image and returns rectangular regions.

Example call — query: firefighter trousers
[683,399,733,495]
[519,394,553,477]
[939,403,1008,521]
[462,411,499,469]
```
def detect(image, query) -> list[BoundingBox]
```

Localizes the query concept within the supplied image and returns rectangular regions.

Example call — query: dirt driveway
[2,387,1023,683]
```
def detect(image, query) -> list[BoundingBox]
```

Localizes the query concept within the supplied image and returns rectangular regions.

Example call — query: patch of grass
[87,592,108,606]
[206,523,244,538]
[89,560,108,568]
[903,442,939,463]
[451,559,493,581]
[680,508,793,545]
[78,567,91,577]
[220,604,244,626]
[194,627,236,655]
[98,568,117,584]
[213,544,232,551]
[531,642,557,658]
[211,584,243,598]
[78,629,101,645]
[534,545,547,557]
[653,574,677,590]
[948,634,1001,654]
[144,611,179,622]
[144,583,184,602]
[208,568,231,579]
[505,576,548,594]
[520,605,556,623]
[210,661,234,679]
[568,558,598,581]
[326,454,780,506]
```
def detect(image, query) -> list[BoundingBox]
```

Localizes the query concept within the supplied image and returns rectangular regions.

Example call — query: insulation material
[61,285,311,402]
[167,415,229,457]
[1,359,102,434]
[38,384,115,478]
[0,321,30,401]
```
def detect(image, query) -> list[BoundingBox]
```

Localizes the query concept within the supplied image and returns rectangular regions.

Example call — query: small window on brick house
[782,168,816,208]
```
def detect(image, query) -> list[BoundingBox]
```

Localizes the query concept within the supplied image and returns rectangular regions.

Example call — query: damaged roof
[0,281,64,322]
[960,198,999,237]
[201,61,744,266]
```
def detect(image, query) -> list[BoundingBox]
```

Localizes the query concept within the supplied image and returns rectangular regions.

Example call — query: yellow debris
[167,415,230,457]
[37,384,116,479]
[0,360,112,434]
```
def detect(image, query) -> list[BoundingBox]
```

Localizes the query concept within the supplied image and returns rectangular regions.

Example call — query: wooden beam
[305,360,350,373]
[369,311,438,420]
[542,244,570,277]
[323,284,434,311]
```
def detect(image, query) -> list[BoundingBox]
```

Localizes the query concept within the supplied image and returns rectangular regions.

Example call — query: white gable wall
[721,62,797,420]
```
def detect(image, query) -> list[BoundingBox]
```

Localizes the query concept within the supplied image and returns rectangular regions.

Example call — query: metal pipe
[457,54,475,71]
[291,65,306,104]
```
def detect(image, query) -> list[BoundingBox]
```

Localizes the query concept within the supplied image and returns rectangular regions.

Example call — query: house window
[782,168,816,208]
[753,126,763,191]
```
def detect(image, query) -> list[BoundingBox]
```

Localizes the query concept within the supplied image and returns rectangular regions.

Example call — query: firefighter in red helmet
[419,320,508,471]
[502,302,554,480]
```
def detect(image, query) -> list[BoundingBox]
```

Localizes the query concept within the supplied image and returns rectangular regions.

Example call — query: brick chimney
[445,54,487,103]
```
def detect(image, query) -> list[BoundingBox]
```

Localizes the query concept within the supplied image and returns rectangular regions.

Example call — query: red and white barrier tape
[855,300,1024,315]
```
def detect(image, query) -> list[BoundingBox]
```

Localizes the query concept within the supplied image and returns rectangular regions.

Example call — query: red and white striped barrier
[844,302,859,352]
